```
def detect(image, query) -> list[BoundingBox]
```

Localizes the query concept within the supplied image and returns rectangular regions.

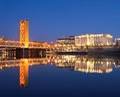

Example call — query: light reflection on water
[0,55,120,87]
[0,54,120,97]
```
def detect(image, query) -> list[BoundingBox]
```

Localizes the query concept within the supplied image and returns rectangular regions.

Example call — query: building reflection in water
[75,58,112,73]
[19,59,29,87]
[0,55,120,87]
[55,55,116,73]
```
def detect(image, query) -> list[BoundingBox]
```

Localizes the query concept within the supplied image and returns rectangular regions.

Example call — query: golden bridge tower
[20,20,29,48]
[19,59,29,87]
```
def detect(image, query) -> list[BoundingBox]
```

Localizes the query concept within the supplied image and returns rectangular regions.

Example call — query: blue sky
[0,0,120,42]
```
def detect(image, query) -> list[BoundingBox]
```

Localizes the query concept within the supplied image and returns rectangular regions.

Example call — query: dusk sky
[0,0,120,42]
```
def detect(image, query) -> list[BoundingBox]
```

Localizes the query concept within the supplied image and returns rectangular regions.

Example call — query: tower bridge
[0,20,55,49]
[0,20,56,57]
[0,40,54,49]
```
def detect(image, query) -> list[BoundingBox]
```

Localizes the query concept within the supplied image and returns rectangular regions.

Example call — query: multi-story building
[115,38,120,47]
[0,37,6,41]
[75,34,113,47]
[56,36,75,46]
[20,20,29,48]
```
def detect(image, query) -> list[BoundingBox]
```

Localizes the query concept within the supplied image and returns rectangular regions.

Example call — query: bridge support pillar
[16,48,29,58]
[16,48,46,58]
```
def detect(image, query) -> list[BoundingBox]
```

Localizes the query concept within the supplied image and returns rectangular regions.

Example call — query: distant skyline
[0,0,120,42]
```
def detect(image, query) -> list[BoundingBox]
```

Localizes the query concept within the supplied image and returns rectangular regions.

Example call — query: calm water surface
[0,55,120,97]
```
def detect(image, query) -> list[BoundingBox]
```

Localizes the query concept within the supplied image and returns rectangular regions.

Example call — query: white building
[75,34,113,47]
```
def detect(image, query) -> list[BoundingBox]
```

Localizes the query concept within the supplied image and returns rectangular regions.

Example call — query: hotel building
[75,34,113,47]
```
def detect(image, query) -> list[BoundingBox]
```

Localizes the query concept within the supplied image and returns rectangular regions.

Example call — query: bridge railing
[0,40,55,48]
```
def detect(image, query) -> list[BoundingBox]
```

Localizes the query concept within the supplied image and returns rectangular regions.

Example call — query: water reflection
[19,59,29,87]
[0,55,120,87]
[55,55,115,73]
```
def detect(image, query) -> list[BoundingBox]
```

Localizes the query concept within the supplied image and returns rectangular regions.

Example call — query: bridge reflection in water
[20,59,29,87]
[0,55,120,87]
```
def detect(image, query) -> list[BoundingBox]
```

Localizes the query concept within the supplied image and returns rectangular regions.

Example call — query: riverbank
[55,48,120,56]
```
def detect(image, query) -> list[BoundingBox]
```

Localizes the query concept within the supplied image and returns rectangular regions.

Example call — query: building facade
[75,34,113,47]
[56,36,75,46]
[20,20,29,48]
[115,38,120,47]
